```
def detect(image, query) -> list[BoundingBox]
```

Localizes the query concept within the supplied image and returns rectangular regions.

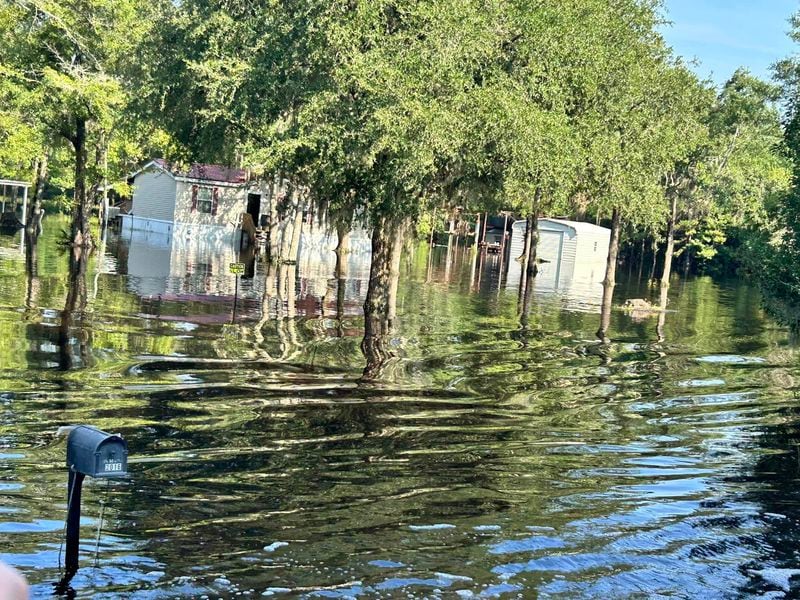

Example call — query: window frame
[197,187,213,214]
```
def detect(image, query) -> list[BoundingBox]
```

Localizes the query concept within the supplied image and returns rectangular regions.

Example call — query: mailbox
[66,426,128,478]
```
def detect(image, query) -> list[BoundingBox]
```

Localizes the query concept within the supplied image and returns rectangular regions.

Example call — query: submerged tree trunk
[59,248,89,370]
[444,233,453,282]
[362,217,394,380]
[597,207,621,341]
[70,117,91,248]
[661,195,677,288]
[335,247,348,332]
[361,215,409,380]
[598,281,614,344]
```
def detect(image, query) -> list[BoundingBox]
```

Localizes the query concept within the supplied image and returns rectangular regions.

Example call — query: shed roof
[132,159,249,185]
[539,218,610,235]
[0,179,31,188]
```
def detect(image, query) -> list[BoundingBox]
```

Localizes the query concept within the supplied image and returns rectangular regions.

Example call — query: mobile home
[121,159,269,244]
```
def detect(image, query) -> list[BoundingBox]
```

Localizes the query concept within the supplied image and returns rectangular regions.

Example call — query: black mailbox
[66,426,128,478]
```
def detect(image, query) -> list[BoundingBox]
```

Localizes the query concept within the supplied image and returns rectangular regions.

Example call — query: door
[246,193,261,226]
[537,230,564,290]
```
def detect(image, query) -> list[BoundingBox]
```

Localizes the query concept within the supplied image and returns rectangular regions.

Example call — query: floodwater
[2,217,800,598]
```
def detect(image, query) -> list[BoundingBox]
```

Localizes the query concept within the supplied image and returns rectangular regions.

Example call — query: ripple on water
[2,228,800,598]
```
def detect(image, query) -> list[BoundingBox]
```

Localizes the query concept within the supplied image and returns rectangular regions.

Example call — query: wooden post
[21,185,28,227]
[63,470,85,583]
[429,206,437,247]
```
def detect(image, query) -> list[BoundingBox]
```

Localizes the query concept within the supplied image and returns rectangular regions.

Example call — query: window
[197,187,213,214]
[593,241,598,252]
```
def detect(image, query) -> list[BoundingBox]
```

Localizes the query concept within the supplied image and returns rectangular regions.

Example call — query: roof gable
[132,159,249,185]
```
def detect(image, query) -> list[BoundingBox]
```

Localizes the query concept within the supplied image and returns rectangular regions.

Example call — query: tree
[0,0,158,246]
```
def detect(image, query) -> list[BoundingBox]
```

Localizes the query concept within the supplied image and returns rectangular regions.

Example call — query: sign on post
[229,262,245,275]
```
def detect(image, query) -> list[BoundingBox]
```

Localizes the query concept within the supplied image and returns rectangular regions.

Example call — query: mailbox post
[230,262,244,322]
[59,426,127,588]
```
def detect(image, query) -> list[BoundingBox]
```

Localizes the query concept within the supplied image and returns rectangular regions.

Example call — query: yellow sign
[229,262,245,275]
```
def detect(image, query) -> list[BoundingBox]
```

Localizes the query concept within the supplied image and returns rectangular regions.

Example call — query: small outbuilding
[121,159,269,244]
[509,218,610,266]
[0,179,30,229]
[506,218,611,309]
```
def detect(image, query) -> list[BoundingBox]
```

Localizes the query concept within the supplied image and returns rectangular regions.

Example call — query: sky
[660,0,798,86]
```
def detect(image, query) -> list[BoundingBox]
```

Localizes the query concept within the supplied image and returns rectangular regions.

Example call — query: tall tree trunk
[521,188,541,314]
[597,207,621,340]
[661,195,677,288]
[287,192,304,263]
[656,284,669,343]
[525,214,539,280]
[279,187,297,260]
[428,206,437,247]
[27,153,48,233]
[519,213,532,262]
[336,221,351,257]
[71,117,91,247]
[387,219,406,322]
[266,175,280,261]
[100,143,109,237]
[637,238,645,283]
[683,247,691,277]
[649,238,658,282]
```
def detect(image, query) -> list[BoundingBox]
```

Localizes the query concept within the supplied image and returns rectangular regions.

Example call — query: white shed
[506,218,611,310]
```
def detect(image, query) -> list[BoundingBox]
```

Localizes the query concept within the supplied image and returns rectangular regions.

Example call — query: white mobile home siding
[130,168,177,222]
[172,181,246,230]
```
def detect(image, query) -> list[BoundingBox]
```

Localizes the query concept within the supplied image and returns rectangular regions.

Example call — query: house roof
[133,159,249,185]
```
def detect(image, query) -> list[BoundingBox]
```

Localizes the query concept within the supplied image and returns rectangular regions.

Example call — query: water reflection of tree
[24,231,39,315]
[58,248,91,370]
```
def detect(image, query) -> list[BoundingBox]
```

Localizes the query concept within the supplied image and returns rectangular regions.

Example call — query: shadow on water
[4,220,800,597]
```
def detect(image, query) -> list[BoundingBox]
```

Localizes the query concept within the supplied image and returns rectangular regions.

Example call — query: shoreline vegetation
[2,0,800,340]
